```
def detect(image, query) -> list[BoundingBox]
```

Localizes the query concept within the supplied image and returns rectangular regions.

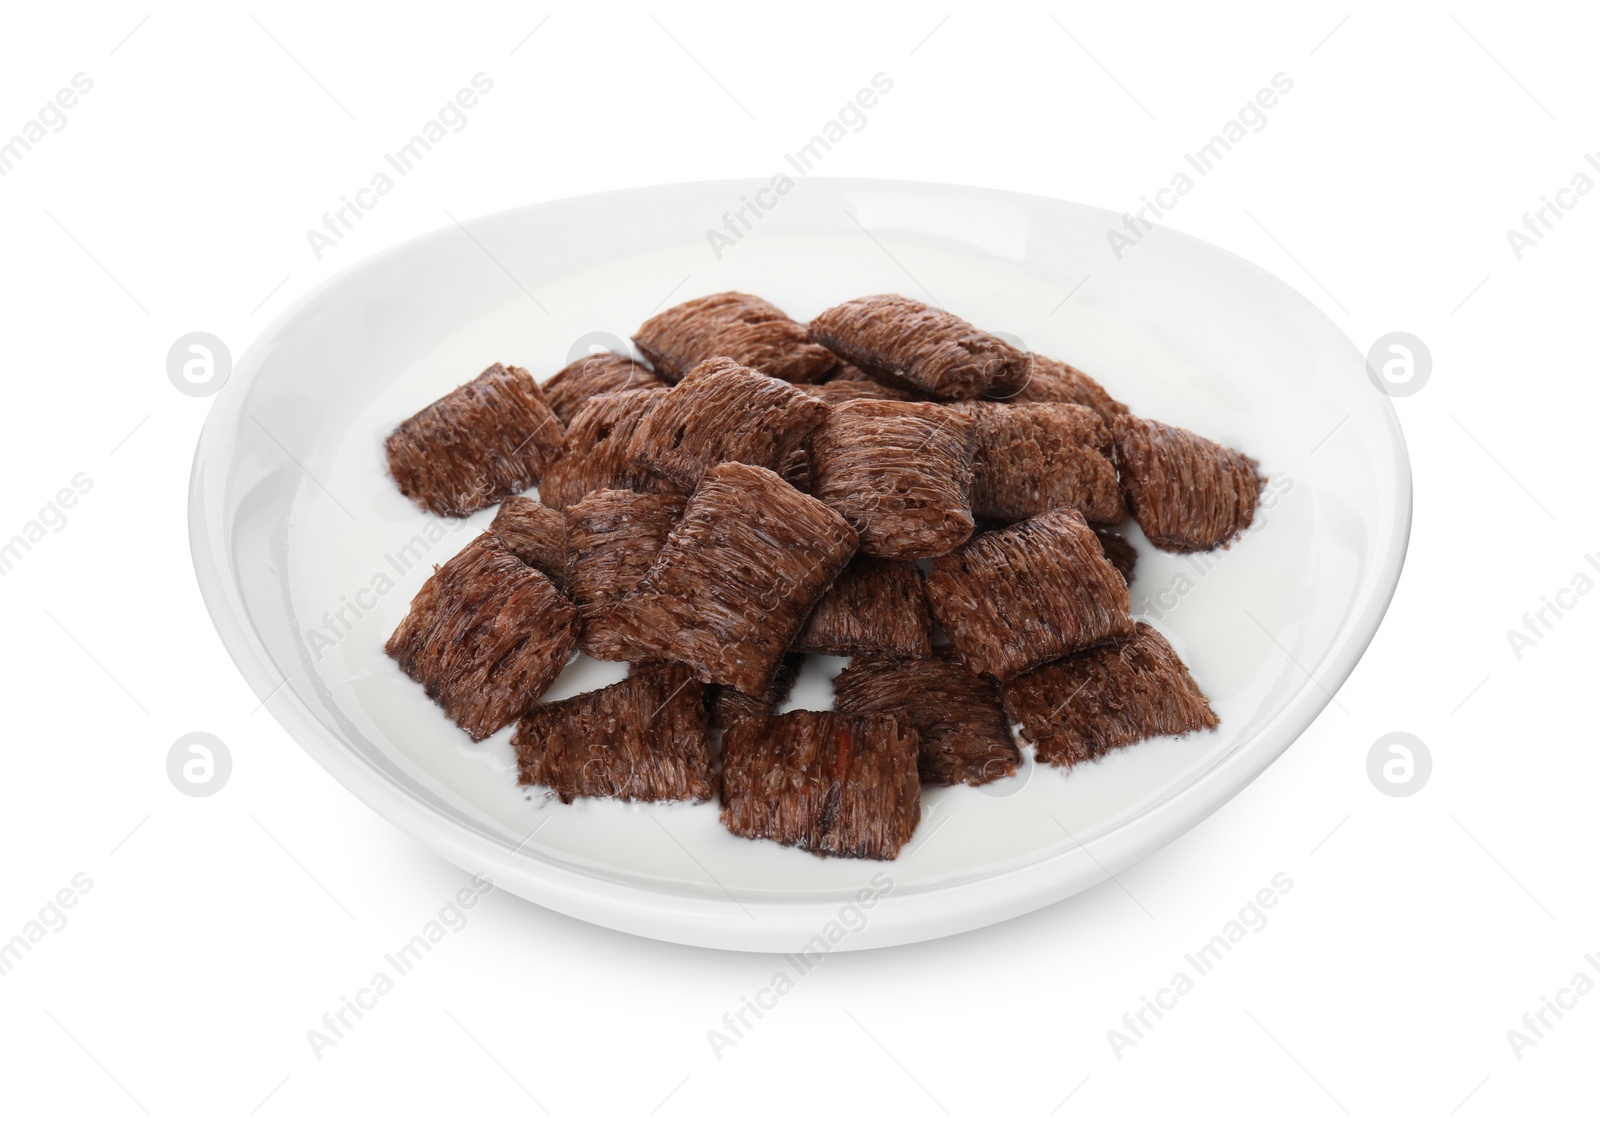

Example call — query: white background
[1,1,1595,1126]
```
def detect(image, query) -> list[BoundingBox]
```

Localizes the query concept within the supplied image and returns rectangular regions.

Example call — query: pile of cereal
[383,292,1261,860]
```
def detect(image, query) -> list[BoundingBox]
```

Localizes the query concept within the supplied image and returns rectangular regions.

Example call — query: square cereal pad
[633,291,837,384]
[625,356,828,490]
[1001,623,1218,767]
[564,488,686,662]
[515,661,715,803]
[609,462,857,695]
[538,387,670,510]
[793,556,933,659]
[833,652,1020,786]
[385,362,567,517]
[384,532,578,740]
[810,399,979,560]
[721,710,921,860]
[926,506,1135,681]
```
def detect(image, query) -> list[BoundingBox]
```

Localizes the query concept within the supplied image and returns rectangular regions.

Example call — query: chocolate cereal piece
[1003,355,1129,425]
[927,507,1136,681]
[1094,528,1138,584]
[708,653,803,729]
[834,654,1020,786]
[794,557,933,658]
[384,533,578,740]
[488,496,567,585]
[721,710,921,859]
[809,294,1030,400]
[538,387,669,510]
[811,399,979,560]
[971,402,1125,525]
[634,292,838,384]
[565,489,687,662]
[385,363,566,517]
[541,352,664,426]
[1113,415,1264,552]
[1002,624,1218,767]
[625,357,828,490]
[514,662,715,803]
[610,463,858,695]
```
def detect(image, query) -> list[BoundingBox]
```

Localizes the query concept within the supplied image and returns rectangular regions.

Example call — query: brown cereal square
[385,362,566,517]
[833,654,1020,786]
[971,402,1125,525]
[564,489,686,662]
[810,399,979,560]
[720,710,921,859]
[625,356,828,490]
[1113,415,1264,552]
[809,294,1030,400]
[634,291,838,384]
[793,556,933,659]
[541,352,664,427]
[1001,624,1218,767]
[926,507,1136,681]
[384,532,578,740]
[514,661,715,803]
[609,462,858,695]
[1001,354,1128,425]
[537,387,670,510]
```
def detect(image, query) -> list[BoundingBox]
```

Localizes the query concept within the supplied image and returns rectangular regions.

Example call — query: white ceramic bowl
[189,178,1410,951]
